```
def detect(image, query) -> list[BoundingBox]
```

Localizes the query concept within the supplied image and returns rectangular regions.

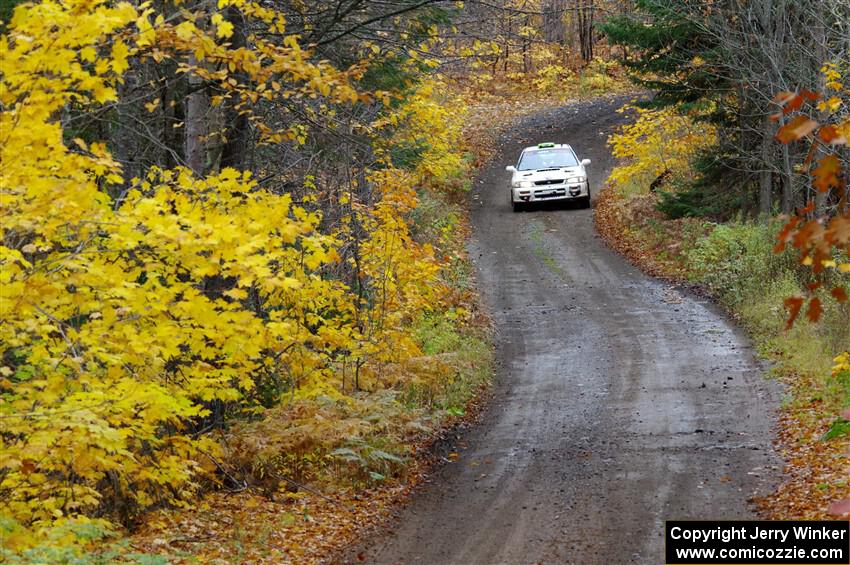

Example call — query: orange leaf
[772,91,802,118]
[792,219,825,251]
[774,216,800,252]
[800,89,820,102]
[832,287,848,302]
[812,248,832,274]
[805,296,822,323]
[812,155,842,193]
[818,125,847,145]
[775,116,818,144]
[772,91,797,106]
[826,215,850,246]
[784,296,804,329]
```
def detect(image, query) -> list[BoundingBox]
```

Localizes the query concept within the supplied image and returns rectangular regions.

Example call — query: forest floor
[345,95,783,564]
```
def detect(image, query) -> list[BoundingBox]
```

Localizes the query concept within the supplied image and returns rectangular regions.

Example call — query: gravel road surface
[352,95,781,565]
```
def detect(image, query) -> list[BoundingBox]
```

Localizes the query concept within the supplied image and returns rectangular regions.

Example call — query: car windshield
[517,148,578,170]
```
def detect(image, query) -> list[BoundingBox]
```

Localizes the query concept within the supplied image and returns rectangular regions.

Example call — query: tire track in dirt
[351,95,781,565]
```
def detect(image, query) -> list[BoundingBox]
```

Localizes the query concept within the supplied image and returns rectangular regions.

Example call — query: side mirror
[581,159,591,167]
[505,165,517,173]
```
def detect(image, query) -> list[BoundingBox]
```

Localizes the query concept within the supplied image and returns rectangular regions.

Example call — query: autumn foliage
[607,105,717,196]
[0,0,472,555]
[772,64,850,326]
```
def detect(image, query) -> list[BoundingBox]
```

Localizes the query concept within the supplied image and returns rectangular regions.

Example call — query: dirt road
[354,96,781,564]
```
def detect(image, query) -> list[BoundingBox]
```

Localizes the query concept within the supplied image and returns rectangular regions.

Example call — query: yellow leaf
[174,21,196,41]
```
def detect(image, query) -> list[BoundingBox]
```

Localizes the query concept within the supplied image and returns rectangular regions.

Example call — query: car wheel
[512,200,524,213]
[580,192,591,209]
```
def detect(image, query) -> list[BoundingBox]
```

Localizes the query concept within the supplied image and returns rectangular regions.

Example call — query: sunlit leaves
[2,0,346,552]
[1,0,469,556]
[607,106,717,196]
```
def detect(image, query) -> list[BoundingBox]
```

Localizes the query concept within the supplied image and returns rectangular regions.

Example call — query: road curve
[353,95,781,565]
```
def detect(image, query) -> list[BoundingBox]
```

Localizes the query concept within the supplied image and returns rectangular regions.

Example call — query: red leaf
[818,125,848,145]
[792,220,825,252]
[784,296,804,329]
[800,89,820,102]
[805,297,822,323]
[774,216,801,252]
[832,287,848,303]
[812,155,842,193]
[812,248,832,274]
[772,91,798,106]
[776,116,819,144]
[773,91,803,115]
[827,498,850,517]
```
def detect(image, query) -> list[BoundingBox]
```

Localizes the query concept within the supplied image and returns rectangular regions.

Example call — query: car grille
[534,179,565,186]
[534,188,567,199]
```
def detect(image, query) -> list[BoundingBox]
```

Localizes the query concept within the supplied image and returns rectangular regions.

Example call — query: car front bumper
[512,182,588,203]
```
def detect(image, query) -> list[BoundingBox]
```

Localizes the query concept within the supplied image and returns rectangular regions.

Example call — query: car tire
[512,200,524,213]
[580,192,591,209]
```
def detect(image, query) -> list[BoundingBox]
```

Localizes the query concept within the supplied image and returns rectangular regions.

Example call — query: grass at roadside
[595,186,850,519]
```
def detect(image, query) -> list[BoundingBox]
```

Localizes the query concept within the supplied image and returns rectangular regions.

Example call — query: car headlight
[512,180,533,188]
[567,176,586,184]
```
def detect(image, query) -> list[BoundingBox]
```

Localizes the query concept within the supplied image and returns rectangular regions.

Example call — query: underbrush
[453,56,631,105]
[595,187,850,519]
[220,312,492,493]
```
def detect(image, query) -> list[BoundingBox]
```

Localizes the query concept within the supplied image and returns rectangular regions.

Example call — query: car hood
[512,166,584,182]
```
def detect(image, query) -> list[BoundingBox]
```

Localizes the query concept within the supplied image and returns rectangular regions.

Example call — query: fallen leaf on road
[827,498,850,517]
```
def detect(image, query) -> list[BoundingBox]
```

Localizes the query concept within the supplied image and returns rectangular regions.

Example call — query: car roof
[522,143,573,153]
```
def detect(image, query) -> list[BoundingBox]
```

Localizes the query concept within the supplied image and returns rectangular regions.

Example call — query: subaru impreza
[505,143,591,212]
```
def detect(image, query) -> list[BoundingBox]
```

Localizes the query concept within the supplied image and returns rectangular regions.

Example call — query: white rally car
[505,143,591,212]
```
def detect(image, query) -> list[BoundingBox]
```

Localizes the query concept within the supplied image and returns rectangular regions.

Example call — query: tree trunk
[759,113,773,217]
[219,7,251,170]
[577,0,594,62]
[814,10,829,215]
[542,0,566,44]
[780,114,794,215]
[522,15,530,73]
[185,52,207,175]
[503,14,510,74]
